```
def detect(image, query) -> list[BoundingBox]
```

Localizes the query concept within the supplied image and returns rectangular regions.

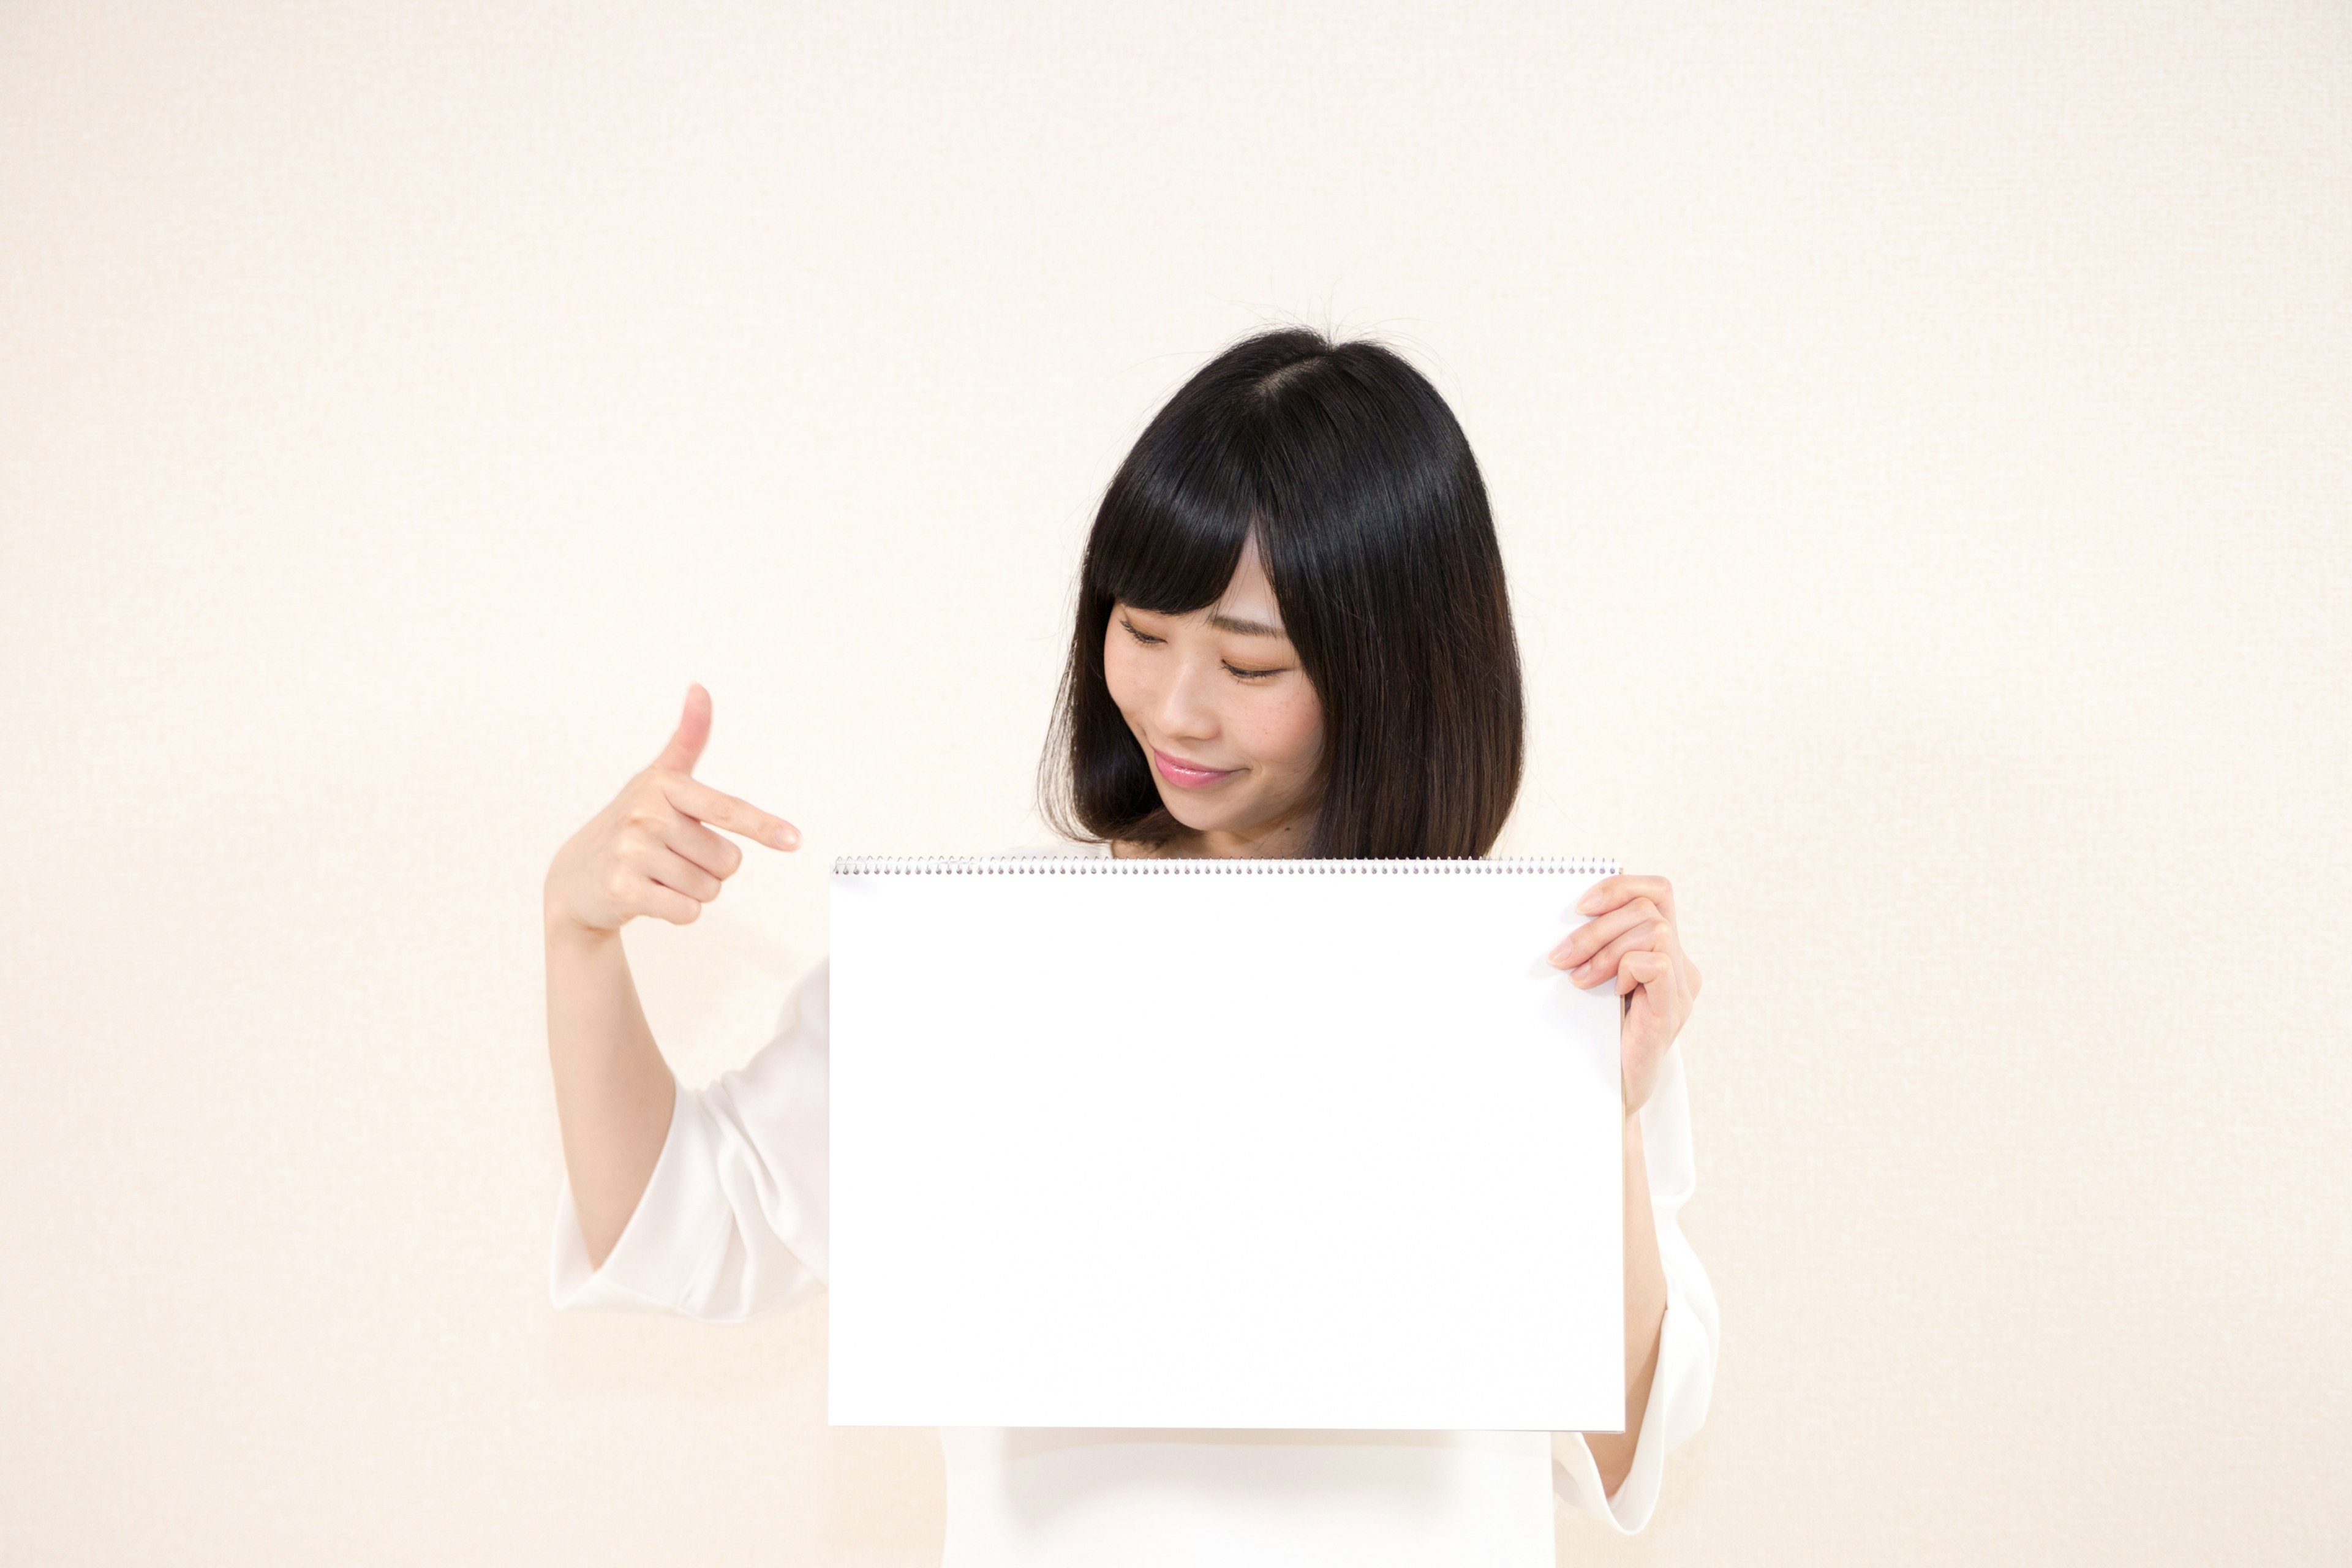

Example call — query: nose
[1150,648,1224,742]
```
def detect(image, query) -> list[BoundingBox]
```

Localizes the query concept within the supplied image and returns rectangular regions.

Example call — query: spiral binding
[834,854,1619,876]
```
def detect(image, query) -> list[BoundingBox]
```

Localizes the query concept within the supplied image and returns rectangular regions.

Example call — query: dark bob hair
[1037,326,1525,860]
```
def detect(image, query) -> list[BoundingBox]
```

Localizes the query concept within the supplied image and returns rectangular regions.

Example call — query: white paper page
[827,856,1626,1431]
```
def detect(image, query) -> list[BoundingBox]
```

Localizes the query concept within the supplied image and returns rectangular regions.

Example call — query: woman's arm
[1552,1038,1719,1534]
[1582,1110,1671,1494]
[546,956,832,1321]
[537,682,800,1274]
[1551,870,1703,1501]
[544,918,677,1271]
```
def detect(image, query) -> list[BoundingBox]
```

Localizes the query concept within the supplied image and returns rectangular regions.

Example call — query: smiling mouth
[1152,747,1238,788]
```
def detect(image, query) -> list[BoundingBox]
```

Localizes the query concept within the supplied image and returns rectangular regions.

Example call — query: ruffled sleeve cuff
[548,1066,731,1314]
[1551,1253,1714,1535]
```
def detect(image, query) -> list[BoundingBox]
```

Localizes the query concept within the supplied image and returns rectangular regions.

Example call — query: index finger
[1575,873,1674,923]
[661,772,800,850]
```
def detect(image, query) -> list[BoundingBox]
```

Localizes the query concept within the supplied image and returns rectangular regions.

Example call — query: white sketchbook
[826,854,1627,1431]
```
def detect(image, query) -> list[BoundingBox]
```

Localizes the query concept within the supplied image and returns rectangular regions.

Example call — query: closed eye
[1120,614,1289,682]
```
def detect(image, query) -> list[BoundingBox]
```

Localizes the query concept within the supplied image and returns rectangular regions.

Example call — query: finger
[609,829,707,925]
[1617,948,1674,997]
[1576,873,1676,925]
[628,838,723,905]
[1549,895,1663,968]
[639,879,704,926]
[650,682,713,776]
[660,771,800,851]
[1569,916,1673,989]
[658,813,747,881]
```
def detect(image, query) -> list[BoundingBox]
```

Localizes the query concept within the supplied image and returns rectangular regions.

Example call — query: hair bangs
[1085,419,1262,619]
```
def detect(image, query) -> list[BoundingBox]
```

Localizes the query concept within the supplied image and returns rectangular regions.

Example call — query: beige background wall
[3,3,2346,1562]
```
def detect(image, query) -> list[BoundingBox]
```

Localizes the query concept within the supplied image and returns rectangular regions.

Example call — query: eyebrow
[1204,609,1288,638]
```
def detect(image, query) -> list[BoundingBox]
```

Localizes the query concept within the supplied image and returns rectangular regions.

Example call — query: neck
[1126,802,1319,860]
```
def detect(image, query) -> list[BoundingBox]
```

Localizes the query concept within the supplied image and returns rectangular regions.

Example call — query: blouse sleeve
[547,957,832,1323]
[1549,1039,1721,1534]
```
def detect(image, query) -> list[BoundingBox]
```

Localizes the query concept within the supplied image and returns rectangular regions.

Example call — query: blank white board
[827,854,1626,1431]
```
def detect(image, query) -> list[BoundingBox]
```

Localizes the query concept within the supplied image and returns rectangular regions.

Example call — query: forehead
[1208,530,1284,634]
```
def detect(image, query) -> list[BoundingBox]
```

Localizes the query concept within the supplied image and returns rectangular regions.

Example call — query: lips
[1152,747,1238,788]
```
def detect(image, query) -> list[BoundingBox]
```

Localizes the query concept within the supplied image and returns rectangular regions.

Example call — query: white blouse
[550,838,1719,1564]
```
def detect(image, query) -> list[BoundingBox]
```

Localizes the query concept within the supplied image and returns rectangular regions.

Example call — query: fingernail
[1577,892,1601,913]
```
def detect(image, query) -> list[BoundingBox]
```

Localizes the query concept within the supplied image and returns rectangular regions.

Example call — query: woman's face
[1103,531,1325,855]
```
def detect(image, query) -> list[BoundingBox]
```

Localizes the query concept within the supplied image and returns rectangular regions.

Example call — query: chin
[1157,794,1211,827]
[1156,791,1236,832]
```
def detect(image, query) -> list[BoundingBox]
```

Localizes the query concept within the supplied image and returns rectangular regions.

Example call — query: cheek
[1242,687,1324,771]
[1101,635,1142,713]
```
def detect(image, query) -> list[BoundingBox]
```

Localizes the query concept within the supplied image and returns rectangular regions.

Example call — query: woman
[542,327,1719,1563]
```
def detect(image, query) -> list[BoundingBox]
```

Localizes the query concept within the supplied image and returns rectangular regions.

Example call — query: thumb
[650,682,712,776]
